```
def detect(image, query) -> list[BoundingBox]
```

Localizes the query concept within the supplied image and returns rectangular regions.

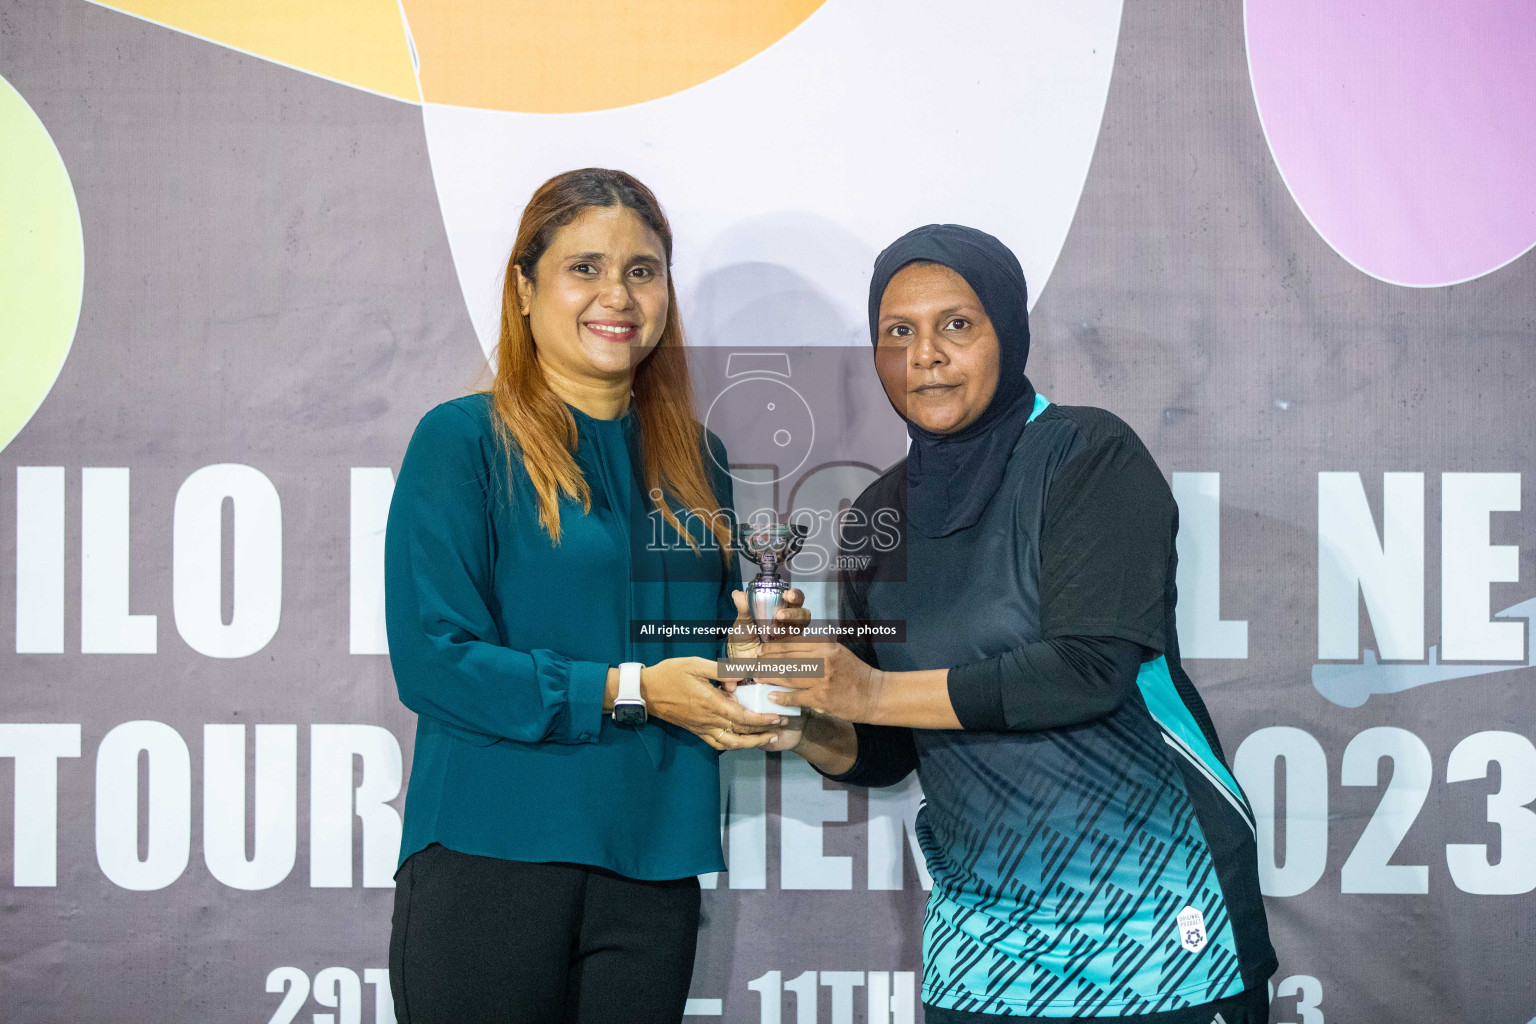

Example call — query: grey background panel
[2,2,470,1020]
[1032,5,1536,1022]
[2,0,1534,1022]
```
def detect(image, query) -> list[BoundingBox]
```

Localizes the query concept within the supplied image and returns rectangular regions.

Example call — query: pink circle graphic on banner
[1245,1,1536,287]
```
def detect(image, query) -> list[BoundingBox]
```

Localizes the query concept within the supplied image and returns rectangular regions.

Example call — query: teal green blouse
[385,393,737,880]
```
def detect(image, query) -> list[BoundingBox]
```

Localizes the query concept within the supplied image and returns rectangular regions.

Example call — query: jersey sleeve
[947,634,1146,731]
[1038,413,1174,651]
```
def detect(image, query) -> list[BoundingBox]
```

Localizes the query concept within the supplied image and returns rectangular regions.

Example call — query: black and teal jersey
[834,398,1276,1018]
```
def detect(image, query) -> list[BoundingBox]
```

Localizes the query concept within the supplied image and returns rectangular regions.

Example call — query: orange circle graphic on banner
[94,0,827,112]
[405,0,827,112]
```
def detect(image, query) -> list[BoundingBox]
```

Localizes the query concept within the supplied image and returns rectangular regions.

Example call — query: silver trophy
[734,519,809,716]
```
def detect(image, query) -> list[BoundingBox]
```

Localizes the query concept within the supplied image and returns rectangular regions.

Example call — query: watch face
[613,702,647,728]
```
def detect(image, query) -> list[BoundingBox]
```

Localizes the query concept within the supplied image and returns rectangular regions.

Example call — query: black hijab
[868,223,1037,538]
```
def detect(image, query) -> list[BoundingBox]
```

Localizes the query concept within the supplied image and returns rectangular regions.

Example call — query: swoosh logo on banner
[1312,597,1536,707]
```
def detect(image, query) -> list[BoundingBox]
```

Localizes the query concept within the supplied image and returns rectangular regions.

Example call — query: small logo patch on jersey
[1176,905,1208,953]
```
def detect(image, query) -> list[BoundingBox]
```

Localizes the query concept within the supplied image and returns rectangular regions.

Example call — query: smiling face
[514,204,670,384]
[874,262,1001,434]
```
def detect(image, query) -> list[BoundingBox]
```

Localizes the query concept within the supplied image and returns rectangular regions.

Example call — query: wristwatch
[613,662,647,727]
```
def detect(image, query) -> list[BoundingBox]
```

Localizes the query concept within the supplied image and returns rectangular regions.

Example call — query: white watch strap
[617,662,645,704]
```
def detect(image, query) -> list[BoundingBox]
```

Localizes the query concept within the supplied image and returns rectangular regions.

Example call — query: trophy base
[733,682,802,717]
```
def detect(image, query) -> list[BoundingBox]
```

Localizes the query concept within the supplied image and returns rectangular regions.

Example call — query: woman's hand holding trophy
[727,520,811,713]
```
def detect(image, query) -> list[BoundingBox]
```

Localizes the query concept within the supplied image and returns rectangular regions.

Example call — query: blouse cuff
[561,659,610,744]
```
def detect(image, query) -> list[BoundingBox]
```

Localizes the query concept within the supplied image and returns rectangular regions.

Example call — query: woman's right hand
[643,657,789,751]
[763,709,858,776]
[760,712,806,753]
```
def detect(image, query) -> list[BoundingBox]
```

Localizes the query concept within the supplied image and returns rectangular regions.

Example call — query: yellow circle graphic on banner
[0,73,83,453]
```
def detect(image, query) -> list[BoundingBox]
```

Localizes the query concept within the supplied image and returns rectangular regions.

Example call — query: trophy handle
[734,523,765,566]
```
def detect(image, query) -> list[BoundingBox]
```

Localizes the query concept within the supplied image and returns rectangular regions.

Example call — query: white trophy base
[733,682,802,716]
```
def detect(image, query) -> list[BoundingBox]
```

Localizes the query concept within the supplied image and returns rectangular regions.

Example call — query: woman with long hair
[384,168,796,1023]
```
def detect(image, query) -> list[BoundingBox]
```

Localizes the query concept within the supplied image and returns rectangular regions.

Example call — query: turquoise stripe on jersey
[1030,392,1052,421]
[1135,657,1247,811]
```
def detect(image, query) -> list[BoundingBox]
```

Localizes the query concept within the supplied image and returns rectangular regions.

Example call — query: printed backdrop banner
[3,1,1535,1021]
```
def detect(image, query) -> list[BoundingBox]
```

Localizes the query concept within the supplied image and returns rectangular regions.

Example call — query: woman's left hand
[640,657,788,751]
[749,639,886,724]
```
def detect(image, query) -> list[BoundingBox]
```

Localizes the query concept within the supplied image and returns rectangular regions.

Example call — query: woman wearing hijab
[383,168,799,1023]
[758,225,1278,1022]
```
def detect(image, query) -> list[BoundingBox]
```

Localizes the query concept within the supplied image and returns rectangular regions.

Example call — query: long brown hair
[488,168,731,556]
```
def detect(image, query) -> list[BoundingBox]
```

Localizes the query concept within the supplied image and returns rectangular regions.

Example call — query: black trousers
[923,983,1270,1024]
[389,843,702,1024]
